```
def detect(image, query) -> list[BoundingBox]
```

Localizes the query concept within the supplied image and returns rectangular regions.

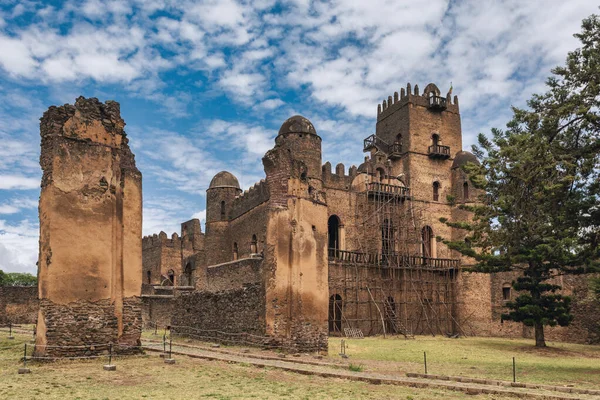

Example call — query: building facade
[142,83,600,348]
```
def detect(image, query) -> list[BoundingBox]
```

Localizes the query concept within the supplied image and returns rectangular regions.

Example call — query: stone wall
[0,286,38,324]
[35,97,142,357]
[459,271,600,344]
[171,284,266,344]
[36,297,142,357]
[141,296,174,330]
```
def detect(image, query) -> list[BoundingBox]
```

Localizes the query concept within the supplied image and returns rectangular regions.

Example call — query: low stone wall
[0,286,38,325]
[35,297,142,357]
[459,272,600,344]
[141,296,174,330]
[171,284,266,346]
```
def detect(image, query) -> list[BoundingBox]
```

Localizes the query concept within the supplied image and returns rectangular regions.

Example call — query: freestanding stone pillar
[35,97,143,357]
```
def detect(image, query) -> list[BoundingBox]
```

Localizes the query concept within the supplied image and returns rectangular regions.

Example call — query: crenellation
[394,91,398,103]
[229,179,269,219]
[414,84,419,95]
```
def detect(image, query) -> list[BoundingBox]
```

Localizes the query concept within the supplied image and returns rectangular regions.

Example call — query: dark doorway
[329,294,343,333]
[146,270,151,284]
[168,269,175,286]
[184,262,193,286]
[422,226,434,259]
[328,215,341,256]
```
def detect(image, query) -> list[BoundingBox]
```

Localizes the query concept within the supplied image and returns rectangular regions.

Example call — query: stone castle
[1,83,595,356]
[139,83,599,349]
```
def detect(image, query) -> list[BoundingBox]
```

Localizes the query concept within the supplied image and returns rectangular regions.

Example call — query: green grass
[329,335,600,388]
[0,333,508,400]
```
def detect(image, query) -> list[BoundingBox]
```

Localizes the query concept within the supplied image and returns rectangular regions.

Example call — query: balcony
[389,142,402,159]
[328,249,460,270]
[363,134,390,153]
[428,144,451,159]
[366,182,411,200]
[428,96,447,110]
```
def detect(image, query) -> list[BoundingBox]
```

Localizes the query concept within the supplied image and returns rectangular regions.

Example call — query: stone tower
[262,115,329,350]
[35,97,143,357]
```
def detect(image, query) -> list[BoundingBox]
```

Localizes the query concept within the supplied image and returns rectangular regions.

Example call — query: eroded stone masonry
[141,83,600,348]
[35,97,143,357]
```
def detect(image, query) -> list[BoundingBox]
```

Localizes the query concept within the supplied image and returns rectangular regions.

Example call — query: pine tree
[442,14,600,347]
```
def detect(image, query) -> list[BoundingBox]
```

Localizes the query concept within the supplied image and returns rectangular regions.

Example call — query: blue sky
[0,0,597,274]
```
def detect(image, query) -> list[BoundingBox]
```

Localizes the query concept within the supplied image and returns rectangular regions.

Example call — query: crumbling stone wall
[0,286,38,324]
[171,284,266,343]
[35,97,142,357]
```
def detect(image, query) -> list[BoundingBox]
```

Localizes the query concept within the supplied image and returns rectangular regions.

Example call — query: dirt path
[142,341,598,399]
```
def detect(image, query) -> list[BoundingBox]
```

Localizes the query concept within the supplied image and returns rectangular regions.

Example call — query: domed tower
[261,115,329,352]
[271,115,323,191]
[204,171,242,266]
[206,171,242,223]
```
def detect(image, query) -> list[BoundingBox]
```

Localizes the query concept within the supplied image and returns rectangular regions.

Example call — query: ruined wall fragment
[35,97,142,357]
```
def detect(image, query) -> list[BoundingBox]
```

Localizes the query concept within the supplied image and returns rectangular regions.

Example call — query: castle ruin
[35,97,143,357]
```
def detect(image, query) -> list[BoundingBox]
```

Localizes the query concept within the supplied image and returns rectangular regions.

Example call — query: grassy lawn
[0,333,510,400]
[329,335,600,388]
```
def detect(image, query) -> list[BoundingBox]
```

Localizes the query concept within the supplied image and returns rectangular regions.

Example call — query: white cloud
[0,175,39,190]
[0,219,38,274]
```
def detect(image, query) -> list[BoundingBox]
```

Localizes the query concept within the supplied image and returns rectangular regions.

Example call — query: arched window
[250,235,257,254]
[328,215,341,254]
[233,242,238,261]
[168,269,175,285]
[376,168,385,183]
[432,181,440,201]
[463,182,469,200]
[146,270,151,284]
[328,294,343,333]
[220,201,226,219]
[421,226,434,258]
[431,133,440,147]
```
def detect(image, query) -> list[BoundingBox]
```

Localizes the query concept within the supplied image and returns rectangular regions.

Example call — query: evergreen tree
[442,14,600,347]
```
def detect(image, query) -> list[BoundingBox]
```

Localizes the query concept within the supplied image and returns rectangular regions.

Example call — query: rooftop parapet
[229,179,270,219]
[377,82,459,121]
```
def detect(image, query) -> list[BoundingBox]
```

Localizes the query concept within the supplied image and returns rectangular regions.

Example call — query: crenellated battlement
[229,179,270,219]
[377,82,459,120]
[142,231,182,250]
[322,161,358,190]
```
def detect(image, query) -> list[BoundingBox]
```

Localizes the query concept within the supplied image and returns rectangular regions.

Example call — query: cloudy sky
[0,0,596,274]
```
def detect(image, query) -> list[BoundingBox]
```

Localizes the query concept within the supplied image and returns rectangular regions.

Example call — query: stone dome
[452,151,480,169]
[209,171,240,189]
[278,115,317,136]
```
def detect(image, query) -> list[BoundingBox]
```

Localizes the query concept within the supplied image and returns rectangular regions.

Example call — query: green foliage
[348,363,363,372]
[0,270,6,285]
[2,272,37,287]
[441,14,600,347]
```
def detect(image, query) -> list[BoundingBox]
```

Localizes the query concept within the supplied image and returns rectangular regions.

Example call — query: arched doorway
[168,269,175,286]
[463,182,469,200]
[233,242,238,260]
[146,270,151,284]
[184,262,193,286]
[250,235,258,254]
[422,226,434,259]
[431,133,440,147]
[328,294,343,334]
[328,215,341,256]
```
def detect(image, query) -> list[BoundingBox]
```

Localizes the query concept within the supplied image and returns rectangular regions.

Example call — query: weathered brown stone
[35,97,143,357]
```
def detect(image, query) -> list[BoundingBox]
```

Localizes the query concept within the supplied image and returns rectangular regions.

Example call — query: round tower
[275,115,322,183]
[206,171,242,223]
